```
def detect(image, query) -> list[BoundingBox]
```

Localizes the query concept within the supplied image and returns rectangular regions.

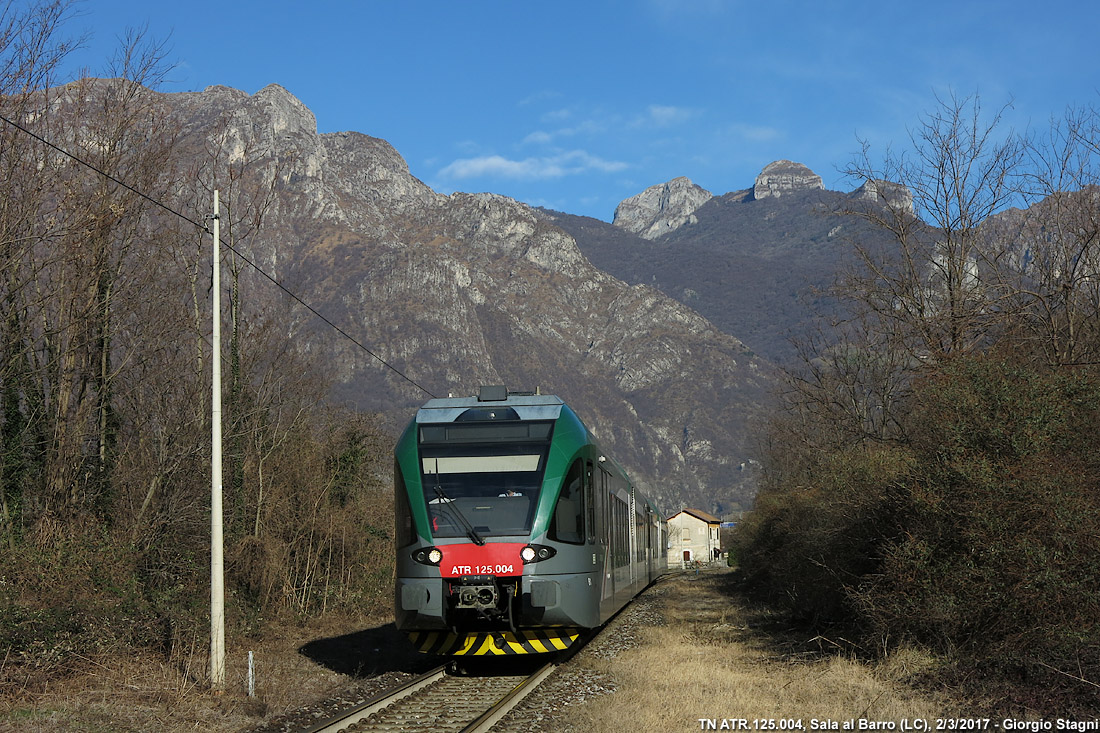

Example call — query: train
[393,386,668,655]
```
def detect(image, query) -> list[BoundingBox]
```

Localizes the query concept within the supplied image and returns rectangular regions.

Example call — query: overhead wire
[0,110,438,399]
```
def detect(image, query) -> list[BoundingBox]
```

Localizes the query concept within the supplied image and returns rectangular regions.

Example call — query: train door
[585,460,595,545]
[609,488,619,599]
[597,467,613,603]
[609,489,630,605]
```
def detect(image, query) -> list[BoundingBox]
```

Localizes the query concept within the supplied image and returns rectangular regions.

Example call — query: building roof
[668,507,722,524]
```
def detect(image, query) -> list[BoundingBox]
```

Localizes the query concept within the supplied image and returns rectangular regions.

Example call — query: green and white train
[394,387,667,655]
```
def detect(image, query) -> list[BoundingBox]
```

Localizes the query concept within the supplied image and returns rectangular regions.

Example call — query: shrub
[855,358,1100,667]
[734,443,913,624]
[737,354,1100,698]
[0,521,166,679]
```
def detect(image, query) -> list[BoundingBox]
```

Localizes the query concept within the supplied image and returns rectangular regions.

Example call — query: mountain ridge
[545,166,906,365]
[149,82,772,516]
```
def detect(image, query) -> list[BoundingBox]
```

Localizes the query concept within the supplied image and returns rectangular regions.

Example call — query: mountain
[542,166,904,366]
[152,83,772,516]
[612,176,713,239]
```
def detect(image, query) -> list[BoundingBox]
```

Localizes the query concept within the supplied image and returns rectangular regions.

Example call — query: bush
[0,521,167,677]
[856,358,1100,665]
[737,354,1100,702]
[734,444,913,623]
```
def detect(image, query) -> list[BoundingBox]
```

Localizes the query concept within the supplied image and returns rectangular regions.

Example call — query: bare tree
[772,94,1032,465]
[842,93,1026,362]
[0,0,80,545]
[22,29,178,518]
[783,310,915,449]
[984,105,1100,366]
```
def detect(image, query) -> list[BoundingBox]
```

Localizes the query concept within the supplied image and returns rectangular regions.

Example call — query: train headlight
[412,547,443,565]
[520,544,556,564]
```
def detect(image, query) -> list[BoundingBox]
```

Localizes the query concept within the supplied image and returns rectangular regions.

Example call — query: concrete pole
[210,190,225,691]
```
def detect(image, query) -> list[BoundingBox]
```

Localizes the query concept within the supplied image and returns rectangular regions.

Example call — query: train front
[393,387,591,656]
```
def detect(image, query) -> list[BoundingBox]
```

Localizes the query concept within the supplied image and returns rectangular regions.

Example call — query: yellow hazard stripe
[407,629,581,655]
[456,634,479,655]
[522,631,550,654]
[416,631,441,654]
[547,629,572,647]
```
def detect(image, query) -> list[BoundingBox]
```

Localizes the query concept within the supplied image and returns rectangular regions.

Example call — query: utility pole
[210,190,225,691]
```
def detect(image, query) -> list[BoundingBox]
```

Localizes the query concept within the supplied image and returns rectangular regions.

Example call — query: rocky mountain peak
[849,178,914,215]
[752,160,824,200]
[612,176,713,240]
[252,83,318,137]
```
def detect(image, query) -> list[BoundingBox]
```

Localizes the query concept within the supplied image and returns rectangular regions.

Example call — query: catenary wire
[0,111,438,399]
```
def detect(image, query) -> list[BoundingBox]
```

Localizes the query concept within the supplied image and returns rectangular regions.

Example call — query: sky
[60,0,1100,222]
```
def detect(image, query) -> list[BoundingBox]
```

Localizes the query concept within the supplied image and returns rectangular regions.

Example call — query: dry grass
[563,570,957,732]
[0,618,366,732]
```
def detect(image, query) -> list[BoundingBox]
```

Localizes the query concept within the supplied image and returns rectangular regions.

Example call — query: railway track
[292,577,675,733]
[300,659,556,733]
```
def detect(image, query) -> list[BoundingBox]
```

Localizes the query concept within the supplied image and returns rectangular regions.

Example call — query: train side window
[550,458,585,544]
[614,495,628,567]
[394,460,417,548]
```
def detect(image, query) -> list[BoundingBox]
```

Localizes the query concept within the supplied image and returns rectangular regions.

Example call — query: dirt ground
[1,567,961,732]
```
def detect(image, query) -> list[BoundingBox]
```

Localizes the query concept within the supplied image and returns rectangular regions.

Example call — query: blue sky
[64,0,1100,221]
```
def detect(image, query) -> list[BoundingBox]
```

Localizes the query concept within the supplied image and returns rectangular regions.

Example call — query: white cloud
[522,130,555,145]
[727,123,782,142]
[438,150,628,181]
[517,103,698,152]
[646,104,698,127]
[625,104,701,130]
[518,90,564,107]
[522,117,607,146]
[453,139,483,155]
[541,107,574,122]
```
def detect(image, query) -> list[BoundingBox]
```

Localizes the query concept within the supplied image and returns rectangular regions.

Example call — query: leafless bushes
[735,95,1100,712]
[0,1,396,691]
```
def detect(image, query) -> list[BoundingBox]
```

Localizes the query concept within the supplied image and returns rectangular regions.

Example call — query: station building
[666,508,722,567]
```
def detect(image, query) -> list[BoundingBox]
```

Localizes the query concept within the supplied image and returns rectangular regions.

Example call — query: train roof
[415,388,566,424]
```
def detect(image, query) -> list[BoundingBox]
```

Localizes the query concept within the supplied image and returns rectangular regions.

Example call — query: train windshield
[418,420,553,538]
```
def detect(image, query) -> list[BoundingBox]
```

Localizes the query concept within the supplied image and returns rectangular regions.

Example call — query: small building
[667,508,722,567]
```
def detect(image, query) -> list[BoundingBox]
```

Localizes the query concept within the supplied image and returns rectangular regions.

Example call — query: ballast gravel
[245,578,671,733]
